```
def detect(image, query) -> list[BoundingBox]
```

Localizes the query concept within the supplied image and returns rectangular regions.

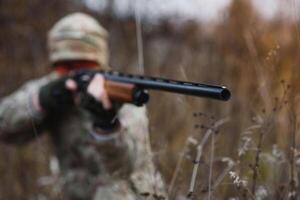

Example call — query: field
[0,0,300,199]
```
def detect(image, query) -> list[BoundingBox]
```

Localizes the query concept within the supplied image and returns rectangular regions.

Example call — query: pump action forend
[72,70,231,106]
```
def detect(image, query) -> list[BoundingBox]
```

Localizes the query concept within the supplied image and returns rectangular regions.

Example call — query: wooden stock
[105,80,135,103]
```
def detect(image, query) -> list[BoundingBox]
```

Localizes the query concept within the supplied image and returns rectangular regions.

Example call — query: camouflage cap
[48,12,109,68]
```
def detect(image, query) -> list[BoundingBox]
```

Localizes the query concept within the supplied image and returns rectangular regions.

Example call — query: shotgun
[72,69,231,106]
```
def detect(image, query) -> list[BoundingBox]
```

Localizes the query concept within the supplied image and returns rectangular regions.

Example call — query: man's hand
[37,73,120,130]
[38,76,75,113]
[68,74,112,110]
[68,74,120,131]
[37,74,112,112]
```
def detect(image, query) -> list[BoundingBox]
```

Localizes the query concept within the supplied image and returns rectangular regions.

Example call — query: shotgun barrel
[72,69,231,106]
[101,70,231,101]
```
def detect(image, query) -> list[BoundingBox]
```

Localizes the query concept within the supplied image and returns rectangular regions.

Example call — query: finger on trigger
[101,91,112,110]
[87,75,103,100]
[87,74,112,109]
[66,79,77,91]
[96,74,112,109]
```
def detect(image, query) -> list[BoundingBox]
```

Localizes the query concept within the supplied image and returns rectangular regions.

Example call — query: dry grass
[1,0,300,199]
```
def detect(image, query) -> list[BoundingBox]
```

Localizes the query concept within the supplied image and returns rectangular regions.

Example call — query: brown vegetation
[0,0,300,199]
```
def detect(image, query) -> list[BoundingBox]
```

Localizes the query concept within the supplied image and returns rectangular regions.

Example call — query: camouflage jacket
[0,72,167,200]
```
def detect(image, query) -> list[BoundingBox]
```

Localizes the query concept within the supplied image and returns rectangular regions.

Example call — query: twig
[251,115,276,194]
[251,129,263,194]
[212,158,235,190]
[168,138,190,198]
[203,158,235,200]
[288,103,297,200]
[187,117,230,199]
[229,171,255,200]
[208,130,215,200]
[187,145,203,199]
[251,81,290,194]
[135,0,144,74]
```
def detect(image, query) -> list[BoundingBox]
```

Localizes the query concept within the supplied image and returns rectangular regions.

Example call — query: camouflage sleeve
[92,104,167,200]
[123,105,167,199]
[0,73,58,144]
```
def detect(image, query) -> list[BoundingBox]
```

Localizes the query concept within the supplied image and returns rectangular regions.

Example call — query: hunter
[0,12,166,200]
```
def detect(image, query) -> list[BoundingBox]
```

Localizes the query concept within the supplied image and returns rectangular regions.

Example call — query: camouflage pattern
[0,73,167,200]
[48,13,109,68]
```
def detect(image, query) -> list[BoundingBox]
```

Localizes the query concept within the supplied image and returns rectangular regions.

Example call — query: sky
[84,0,300,22]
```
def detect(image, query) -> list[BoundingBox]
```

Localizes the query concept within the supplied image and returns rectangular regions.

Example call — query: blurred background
[1,0,300,199]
